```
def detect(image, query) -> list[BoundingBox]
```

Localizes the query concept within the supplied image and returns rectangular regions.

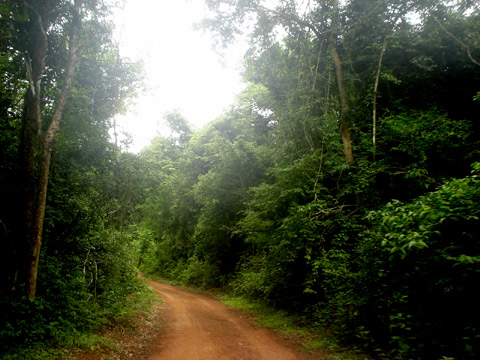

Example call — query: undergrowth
[0,277,156,360]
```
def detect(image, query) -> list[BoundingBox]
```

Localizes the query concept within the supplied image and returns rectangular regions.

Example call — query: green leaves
[375,164,480,259]
[358,164,480,358]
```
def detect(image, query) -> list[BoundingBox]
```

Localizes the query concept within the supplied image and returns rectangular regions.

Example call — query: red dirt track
[148,280,309,360]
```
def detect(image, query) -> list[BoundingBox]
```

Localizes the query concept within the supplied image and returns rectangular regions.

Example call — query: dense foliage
[134,1,480,359]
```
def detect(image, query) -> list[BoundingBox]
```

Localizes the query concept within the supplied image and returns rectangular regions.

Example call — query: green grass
[221,295,370,360]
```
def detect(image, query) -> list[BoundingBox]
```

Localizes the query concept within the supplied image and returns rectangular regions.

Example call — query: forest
[1,0,479,359]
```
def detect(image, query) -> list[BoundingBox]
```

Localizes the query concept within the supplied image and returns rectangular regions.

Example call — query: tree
[202,0,395,162]
[8,0,115,300]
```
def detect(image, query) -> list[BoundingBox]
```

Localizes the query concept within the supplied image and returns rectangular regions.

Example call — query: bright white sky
[113,0,246,153]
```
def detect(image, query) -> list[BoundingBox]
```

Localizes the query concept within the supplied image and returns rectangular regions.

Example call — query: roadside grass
[220,296,370,360]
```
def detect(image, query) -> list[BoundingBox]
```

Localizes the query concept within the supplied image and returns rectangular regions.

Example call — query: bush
[229,255,268,298]
[356,163,480,359]
[178,256,220,289]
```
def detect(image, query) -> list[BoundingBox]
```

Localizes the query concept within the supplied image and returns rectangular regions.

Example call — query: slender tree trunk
[331,47,354,163]
[19,94,40,298]
[19,0,82,300]
[331,0,353,163]
[18,8,48,298]
[372,37,387,162]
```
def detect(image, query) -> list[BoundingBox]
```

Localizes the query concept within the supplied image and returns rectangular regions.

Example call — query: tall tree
[202,0,462,163]
[11,0,110,300]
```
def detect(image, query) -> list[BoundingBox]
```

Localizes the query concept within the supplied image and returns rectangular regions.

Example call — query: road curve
[147,280,308,360]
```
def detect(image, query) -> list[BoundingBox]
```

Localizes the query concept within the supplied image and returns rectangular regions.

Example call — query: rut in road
[148,280,310,360]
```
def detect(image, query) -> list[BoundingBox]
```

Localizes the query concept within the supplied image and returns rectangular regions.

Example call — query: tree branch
[23,53,36,97]
[431,13,480,67]
[45,0,82,147]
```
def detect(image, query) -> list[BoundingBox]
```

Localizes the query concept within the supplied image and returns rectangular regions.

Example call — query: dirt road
[148,280,310,360]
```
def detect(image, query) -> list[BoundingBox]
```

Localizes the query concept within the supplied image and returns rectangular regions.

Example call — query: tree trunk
[25,136,53,300]
[372,37,388,162]
[18,7,48,298]
[19,93,40,299]
[331,0,353,163]
[331,47,354,163]
[19,0,81,300]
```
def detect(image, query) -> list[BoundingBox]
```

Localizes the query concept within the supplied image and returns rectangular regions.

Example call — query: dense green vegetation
[134,1,480,359]
[1,0,479,359]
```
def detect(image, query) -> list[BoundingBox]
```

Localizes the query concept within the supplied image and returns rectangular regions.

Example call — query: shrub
[356,163,480,359]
